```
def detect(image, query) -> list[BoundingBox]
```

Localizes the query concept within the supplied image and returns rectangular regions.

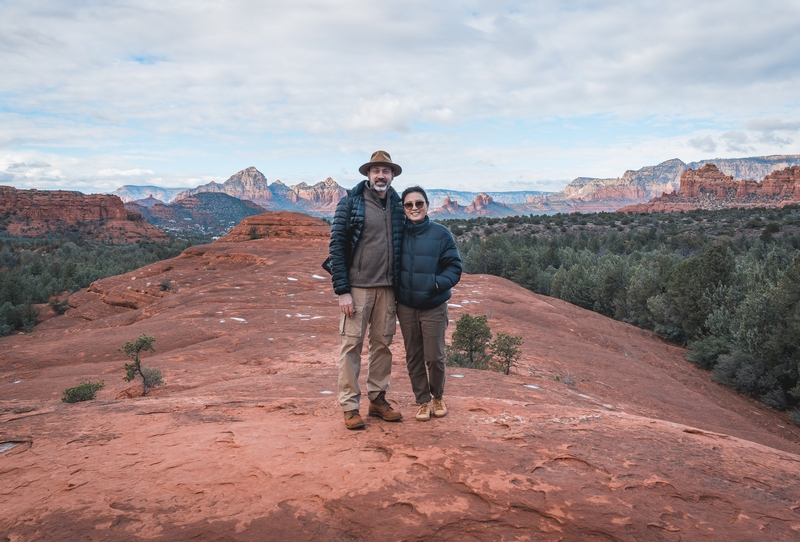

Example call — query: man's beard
[371,179,389,192]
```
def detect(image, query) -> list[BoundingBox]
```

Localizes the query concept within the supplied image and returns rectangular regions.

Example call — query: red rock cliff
[619,165,800,213]
[0,185,168,241]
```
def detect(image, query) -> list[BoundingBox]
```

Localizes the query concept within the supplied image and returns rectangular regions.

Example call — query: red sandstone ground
[2,213,800,541]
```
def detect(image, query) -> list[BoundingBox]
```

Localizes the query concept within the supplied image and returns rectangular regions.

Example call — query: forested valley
[441,206,800,423]
[0,233,212,335]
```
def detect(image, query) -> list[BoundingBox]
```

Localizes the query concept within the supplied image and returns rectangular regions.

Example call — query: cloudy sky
[2,0,799,194]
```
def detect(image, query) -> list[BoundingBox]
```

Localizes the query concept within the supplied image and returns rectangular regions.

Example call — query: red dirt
[2,214,800,541]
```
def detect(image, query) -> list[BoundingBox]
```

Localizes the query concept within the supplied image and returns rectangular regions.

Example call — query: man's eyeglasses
[403,200,426,210]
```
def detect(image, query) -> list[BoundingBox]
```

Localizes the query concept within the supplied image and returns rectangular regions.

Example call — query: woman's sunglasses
[403,200,426,210]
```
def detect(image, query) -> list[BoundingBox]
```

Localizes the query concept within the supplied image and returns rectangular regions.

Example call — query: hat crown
[370,150,392,163]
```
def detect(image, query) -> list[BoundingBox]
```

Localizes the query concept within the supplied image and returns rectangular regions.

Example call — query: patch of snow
[450,374,465,378]
[0,442,21,453]
[219,319,225,323]
[320,390,334,395]
[268,338,274,341]
[296,314,310,318]
[230,317,246,322]
[448,304,462,308]
[312,274,326,279]
[311,316,324,319]
[287,277,298,281]
[523,384,540,389]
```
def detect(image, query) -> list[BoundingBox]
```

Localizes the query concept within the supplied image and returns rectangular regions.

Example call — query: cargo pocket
[384,304,397,337]
[340,307,364,337]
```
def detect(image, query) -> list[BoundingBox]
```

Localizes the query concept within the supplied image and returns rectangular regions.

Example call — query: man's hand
[339,293,354,318]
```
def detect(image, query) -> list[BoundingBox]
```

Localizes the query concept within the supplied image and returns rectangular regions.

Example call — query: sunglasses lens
[404,201,425,209]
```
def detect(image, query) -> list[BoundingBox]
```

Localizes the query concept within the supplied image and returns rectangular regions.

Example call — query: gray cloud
[721,131,755,153]
[745,119,800,132]
[6,161,51,170]
[688,136,717,153]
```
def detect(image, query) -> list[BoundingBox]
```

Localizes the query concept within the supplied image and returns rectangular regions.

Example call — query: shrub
[686,336,731,370]
[789,408,800,426]
[62,381,104,403]
[446,314,492,369]
[712,351,764,395]
[141,366,164,387]
[159,279,171,291]
[49,297,70,315]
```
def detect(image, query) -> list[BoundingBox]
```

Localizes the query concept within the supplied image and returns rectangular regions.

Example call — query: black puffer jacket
[328,180,404,295]
[397,217,462,310]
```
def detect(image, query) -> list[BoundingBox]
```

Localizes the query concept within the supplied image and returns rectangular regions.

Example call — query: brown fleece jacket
[348,186,394,288]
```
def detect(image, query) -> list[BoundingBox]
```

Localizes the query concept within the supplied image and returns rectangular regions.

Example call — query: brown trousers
[397,302,448,404]
[337,286,396,412]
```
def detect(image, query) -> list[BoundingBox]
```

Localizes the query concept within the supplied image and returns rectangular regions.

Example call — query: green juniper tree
[447,314,492,369]
[121,334,163,396]
[490,333,524,375]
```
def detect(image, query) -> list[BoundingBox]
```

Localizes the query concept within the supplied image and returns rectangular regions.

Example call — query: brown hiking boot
[368,392,403,422]
[344,409,365,430]
[415,402,431,422]
[432,397,447,418]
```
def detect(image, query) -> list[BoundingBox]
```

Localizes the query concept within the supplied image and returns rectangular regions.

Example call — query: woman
[397,186,462,421]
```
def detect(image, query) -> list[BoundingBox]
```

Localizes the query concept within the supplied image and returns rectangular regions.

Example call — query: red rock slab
[2,234,800,540]
[2,396,799,541]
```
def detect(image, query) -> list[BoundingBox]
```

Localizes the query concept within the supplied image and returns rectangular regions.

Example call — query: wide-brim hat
[359,150,402,177]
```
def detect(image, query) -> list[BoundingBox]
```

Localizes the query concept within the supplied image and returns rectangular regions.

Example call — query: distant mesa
[430,154,800,217]
[109,154,800,227]
[131,195,165,207]
[174,167,347,215]
[619,164,800,214]
[0,185,168,242]
[124,192,267,237]
[177,166,273,206]
[112,185,190,203]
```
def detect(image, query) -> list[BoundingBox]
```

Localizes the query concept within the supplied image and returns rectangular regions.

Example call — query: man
[329,150,405,430]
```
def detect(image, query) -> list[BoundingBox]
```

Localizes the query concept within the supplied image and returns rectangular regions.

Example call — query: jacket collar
[407,216,431,234]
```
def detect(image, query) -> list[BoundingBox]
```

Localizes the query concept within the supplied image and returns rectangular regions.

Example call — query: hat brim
[359,161,402,177]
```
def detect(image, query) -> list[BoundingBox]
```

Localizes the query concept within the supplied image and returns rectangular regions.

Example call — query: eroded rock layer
[0,185,168,242]
[620,164,800,213]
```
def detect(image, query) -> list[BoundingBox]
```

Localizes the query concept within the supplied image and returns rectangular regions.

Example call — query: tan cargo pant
[338,286,397,412]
